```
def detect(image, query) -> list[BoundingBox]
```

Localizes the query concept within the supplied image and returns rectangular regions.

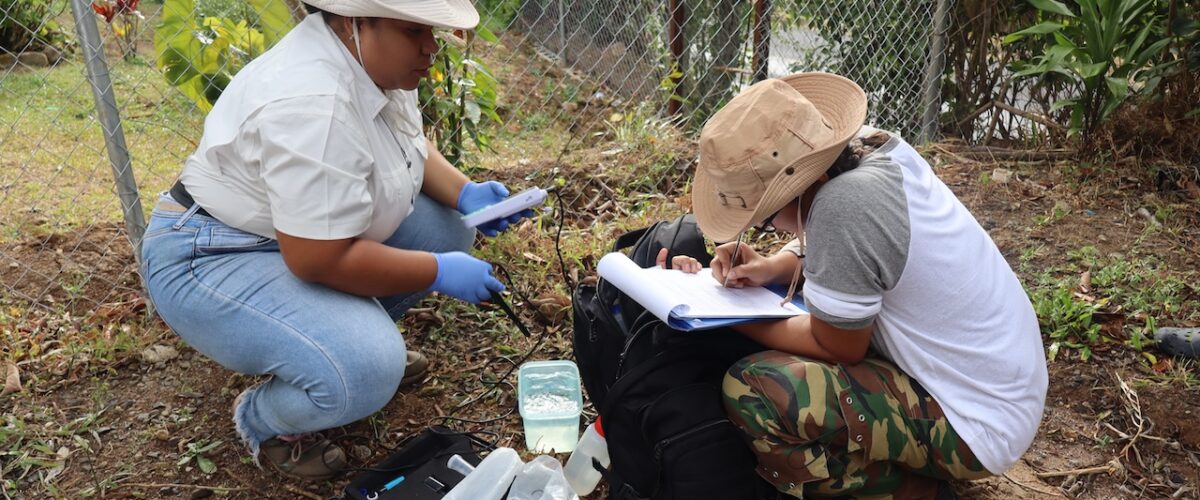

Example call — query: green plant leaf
[1049,98,1078,113]
[475,24,499,43]
[245,0,295,45]
[1004,21,1065,43]
[1105,76,1129,99]
[197,456,217,474]
[1075,61,1109,79]
[1028,0,1076,18]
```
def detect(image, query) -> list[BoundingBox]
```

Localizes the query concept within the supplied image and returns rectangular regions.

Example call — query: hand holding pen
[711,239,775,288]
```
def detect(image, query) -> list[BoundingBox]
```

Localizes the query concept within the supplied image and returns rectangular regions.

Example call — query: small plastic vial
[563,417,610,495]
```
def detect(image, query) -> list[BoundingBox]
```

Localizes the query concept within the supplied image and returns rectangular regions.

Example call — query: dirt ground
[3,142,1199,499]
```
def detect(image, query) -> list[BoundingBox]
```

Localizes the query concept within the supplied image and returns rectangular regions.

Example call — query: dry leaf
[2,362,21,396]
[1080,271,1092,293]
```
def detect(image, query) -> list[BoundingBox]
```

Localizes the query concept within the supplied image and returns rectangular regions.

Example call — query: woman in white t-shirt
[663,74,1047,498]
[140,0,524,480]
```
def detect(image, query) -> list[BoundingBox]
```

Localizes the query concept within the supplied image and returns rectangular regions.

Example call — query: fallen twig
[118,482,246,493]
[1034,459,1123,479]
[940,145,1075,162]
[1116,373,1146,461]
[993,100,1067,131]
[283,483,324,500]
[1002,472,1065,497]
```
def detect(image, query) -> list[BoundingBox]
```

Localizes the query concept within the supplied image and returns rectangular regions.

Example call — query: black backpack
[572,214,776,500]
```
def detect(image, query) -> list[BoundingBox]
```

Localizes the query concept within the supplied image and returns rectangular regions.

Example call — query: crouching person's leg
[722,351,990,499]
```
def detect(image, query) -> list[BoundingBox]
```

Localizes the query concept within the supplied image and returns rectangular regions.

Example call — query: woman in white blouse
[140,0,523,479]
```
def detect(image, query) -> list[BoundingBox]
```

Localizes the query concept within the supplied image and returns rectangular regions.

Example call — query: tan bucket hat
[693,73,867,243]
[303,0,479,30]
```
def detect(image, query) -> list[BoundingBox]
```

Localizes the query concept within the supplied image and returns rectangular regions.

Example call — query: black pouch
[341,427,486,500]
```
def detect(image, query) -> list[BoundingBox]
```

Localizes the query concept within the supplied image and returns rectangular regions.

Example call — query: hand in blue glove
[430,252,505,303]
[457,181,534,237]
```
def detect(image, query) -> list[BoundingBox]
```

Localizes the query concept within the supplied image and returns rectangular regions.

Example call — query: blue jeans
[140,193,473,455]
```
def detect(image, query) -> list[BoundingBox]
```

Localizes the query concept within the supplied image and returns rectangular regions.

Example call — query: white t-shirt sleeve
[255,97,375,240]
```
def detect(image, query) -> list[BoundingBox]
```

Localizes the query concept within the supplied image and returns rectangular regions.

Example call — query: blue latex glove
[457,181,534,237]
[430,252,505,303]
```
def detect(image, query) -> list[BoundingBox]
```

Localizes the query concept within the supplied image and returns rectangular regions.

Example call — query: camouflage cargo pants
[723,351,990,499]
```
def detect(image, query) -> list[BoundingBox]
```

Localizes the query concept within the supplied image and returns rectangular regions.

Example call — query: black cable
[355,93,592,475]
[553,188,574,291]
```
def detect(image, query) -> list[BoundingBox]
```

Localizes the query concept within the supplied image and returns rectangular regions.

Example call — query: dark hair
[826,131,891,179]
[304,3,323,14]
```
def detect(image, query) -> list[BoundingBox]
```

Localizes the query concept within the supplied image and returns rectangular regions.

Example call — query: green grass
[1027,245,1199,363]
[0,56,204,242]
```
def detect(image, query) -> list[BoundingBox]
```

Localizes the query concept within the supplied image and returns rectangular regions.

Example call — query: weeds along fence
[0,0,951,317]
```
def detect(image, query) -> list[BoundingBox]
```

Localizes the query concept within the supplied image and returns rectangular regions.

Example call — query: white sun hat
[302,0,480,30]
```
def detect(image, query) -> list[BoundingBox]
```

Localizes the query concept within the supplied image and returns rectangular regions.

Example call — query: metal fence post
[919,0,952,144]
[68,0,147,261]
[752,0,771,82]
[667,0,686,115]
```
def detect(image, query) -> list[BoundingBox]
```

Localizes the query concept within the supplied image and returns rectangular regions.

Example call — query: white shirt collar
[313,14,423,137]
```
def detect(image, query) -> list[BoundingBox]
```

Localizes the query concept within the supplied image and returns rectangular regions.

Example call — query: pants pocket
[195,226,277,256]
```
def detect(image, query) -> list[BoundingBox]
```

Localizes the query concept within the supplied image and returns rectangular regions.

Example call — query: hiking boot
[259,433,347,481]
[1154,327,1200,358]
[401,350,430,387]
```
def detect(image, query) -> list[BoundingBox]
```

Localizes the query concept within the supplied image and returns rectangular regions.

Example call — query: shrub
[418,29,502,168]
[0,0,72,53]
[1005,0,1174,142]
[154,0,294,112]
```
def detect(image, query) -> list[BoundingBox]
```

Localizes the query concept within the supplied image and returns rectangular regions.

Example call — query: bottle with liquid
[563,418,610,495]
[443,447,523,500]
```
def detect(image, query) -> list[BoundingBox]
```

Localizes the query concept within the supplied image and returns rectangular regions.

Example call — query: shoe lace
[279,433,323,463]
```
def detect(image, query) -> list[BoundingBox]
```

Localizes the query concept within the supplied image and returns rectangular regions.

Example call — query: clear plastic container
[518,360,583,453]
[442,447,523,500]
[507,455,579,500]
[563,418,609,495]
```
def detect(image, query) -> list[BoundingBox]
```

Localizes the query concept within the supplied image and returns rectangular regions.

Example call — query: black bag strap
[613,226,651,253]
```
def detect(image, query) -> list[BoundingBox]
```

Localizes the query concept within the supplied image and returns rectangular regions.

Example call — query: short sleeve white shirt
[798,135,1048,474]
[179,13,428,242]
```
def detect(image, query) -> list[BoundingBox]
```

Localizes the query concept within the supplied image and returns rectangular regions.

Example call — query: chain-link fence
[0,0,951,317]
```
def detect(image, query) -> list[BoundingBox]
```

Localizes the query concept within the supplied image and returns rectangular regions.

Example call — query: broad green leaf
[1075,61,1109,79]
[1105,77,1129,97]
[464,100,481,124]
[1126,18,1155,59]
[159,47,198,85]
[475,24,499,43]
[1049,98,1077,113]
[1051,31,1077,49]
[1028,0,1076,17]
[197,456,217,474]
[1004,22,1065,43]
[246,0,295,45]
[1048,342,1060,361]
[1133,38,1171,67]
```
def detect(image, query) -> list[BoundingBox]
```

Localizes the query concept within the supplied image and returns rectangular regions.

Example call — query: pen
[382,474,406,490]
[723,232,743,288]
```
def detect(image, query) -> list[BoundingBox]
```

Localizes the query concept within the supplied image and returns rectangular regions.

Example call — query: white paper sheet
[597,253,804,325]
